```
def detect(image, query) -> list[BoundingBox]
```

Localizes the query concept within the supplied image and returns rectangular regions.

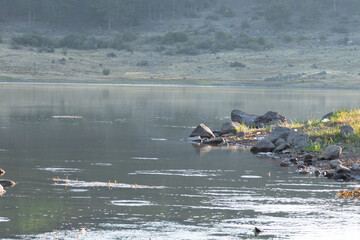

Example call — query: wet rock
[236,131,245,138]
[268,127,292,143]
[273,142,290,153]
[257,152,280,159]
[340,125,355,138]
[0,179,16,188]
[254,111,286,128]
[352,163,360,171]
[203,137,224,145]
[333,173,353,182]
[280,161,290,167]
[190,123,215,139]
[274,138,286,146]
[286,131,310,150]
[336,165,351,174]
[330,159,342,169]
[0,185,5,195]
[213,131,221,137]
[250,139,276,154]
[314,169,321,176]
[324,171,335,179]
[289,157,298,164]
[183,136,202,143]
[220,122,240,135]
[297,164,306,169]
[304,154,314,160]
[323,145,342,160]
[218,141,229,147]
[298,169,310,175]
[304,158,313,166]
[0,168,4,176]
[231,110,258,127]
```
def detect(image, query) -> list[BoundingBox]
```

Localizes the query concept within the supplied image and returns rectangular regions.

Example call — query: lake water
[0,84,360,239]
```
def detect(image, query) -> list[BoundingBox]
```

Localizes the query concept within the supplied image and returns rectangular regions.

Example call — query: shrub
[230,61,246,68]
[216,5,235,17]
[319,34,327,43]
[337,36,350,45]
[106,52,117,58]
[296,35,308,42]
[61,48,68,55]
[264,2,292,28]
[331,25,349,34]
[176,44,199,55]
[59,33,87,49]
[38,46,55,53]
[122,30,137,42]
[137,60,149,66]
[282,35,293,43]
[206,14,220,21]
[102,68,110,75]
[11,33,55,47]
[241,20,251,29]
[161,31,188,44]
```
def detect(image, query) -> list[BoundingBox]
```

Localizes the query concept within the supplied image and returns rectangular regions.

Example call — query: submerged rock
[203,137,225,145]
[250,139,276,154]
[189,123,215,139]
[323,145,342,160]
[0,179,16,188]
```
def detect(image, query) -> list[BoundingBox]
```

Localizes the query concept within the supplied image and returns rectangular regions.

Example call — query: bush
[216,5,235,18]
[241,20,251,29]
[59,33,87,49]
[11,33,55,48]
[331,25,349,34]
[230,61,246,68]
[319,34,327,43]
[102,68,110,76]
[337,36,350,45]
[161,32,188,44]
[122,30,137,42]
[206,14,220,21]
[264,2,292,28]
[106,52,117,58]
[176,44,199,55]
[282,35,293,43]
[136,60,149,66]
[296,35,308,42]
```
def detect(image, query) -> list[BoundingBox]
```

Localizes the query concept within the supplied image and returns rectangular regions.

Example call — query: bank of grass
[285,109,360,152]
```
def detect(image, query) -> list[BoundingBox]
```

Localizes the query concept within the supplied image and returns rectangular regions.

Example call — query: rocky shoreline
[184,110,360,182]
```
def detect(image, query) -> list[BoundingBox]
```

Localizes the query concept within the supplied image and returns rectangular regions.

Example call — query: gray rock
[0,185,5,195]
[236,131,245,138]
[203,137,225,145]
[254,111,286,128]
[336,165,351,174]
[273,142,290,153]
[330,159,342,169]
[289,157,298,164]
[298,169,310,175]
[250,139,276,154]
[314,169,321,176]
[334,173,353,182]
[0,179,16,187]
[322,112,333,120]
[303,154,314,160]
[231,110,258,127]
[213,131,221,137]
[340,125,355,138]
[183,136,202,143]
[274,138,286,146]
[323,145,342,160]
[280,161,290,167]
[220,122,240,135]
[190,123,215,139]
[286,131,310,150]
[268,127,292,143]
[352,163,360,171]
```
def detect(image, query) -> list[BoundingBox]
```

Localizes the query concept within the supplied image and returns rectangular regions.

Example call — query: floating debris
[337,188,360,199]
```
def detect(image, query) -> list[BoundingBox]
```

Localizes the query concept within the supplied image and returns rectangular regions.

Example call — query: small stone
[203,137,224,145]
[352,163,360,171]
[330,159,342,169]
[280,161,290,167]
[314,169,321,176]
[324,171,335,179]
[323,145,342,160]
[297,164,306,169]
[298,169,310,175]
[289,157,298,164]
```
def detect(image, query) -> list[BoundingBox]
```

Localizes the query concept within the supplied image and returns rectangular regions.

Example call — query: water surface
[0,84,360,239]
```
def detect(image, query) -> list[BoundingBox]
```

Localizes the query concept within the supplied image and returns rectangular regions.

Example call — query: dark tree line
[0,0,214,30]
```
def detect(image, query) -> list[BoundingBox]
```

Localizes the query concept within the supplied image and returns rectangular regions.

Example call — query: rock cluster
[231,110,286,128]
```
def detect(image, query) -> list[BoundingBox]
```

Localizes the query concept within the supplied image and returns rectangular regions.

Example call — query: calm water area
[0,84,360,239]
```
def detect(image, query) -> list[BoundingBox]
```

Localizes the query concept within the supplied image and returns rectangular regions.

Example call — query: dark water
[0,84,360,239]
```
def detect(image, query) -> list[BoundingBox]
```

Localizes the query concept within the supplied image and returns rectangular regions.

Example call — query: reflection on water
[1,84,360,239]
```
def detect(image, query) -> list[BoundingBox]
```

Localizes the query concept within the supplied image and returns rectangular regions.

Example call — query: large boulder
[190,123,215,139]
[220,122,240,135]
[254,111,286,128]
[340,125,355,138]
[268,127,292,143]
[231,110,258,127]
[286,131,310,150]
[250,139,276,154]
[323,145,342,160]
